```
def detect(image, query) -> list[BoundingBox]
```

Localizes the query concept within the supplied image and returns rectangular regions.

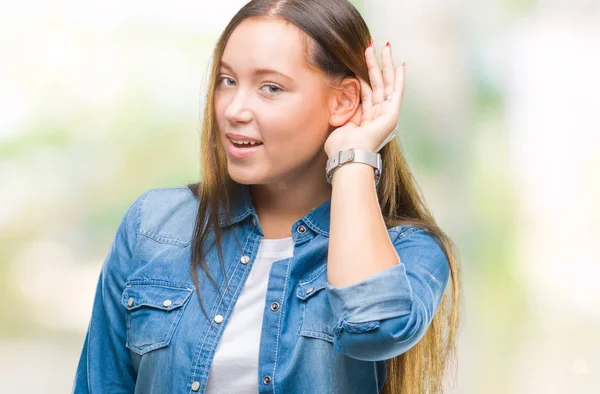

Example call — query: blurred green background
[1,0,599,393]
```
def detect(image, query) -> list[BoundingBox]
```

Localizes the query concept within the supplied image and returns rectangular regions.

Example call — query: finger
[348,103,362,127]
[365,43,384,105]
[358,77,373,123]
[394,63,406,103]
[382,43,396,98]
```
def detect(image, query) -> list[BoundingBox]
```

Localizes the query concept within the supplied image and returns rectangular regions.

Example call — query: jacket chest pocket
[121,281,194,356]
[296,265,335,343]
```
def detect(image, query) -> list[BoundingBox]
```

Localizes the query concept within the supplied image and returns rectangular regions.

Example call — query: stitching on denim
[163,303,186,346]
[302,215,329,237]
[149,185,190,192]
[298,329,334,343]
[125,292,193,355]
[230,208,252,223]
[297,284,326,300]
[201,231,256,391]
[272,255,293,393]
[132,189,152,258]
[298,263,327,285]
[138,230,192,247]
[340,318,381,333]
[218,229,251,296]
[124,280,194,290]
[220,207,253,228]
[126,307,132,351]
[192,229,254,392]
[123,285,193,310]
[134,190,151,240]
[393,226,423,242]
[136,187,197,247]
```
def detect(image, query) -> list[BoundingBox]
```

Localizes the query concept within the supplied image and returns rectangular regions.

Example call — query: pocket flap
[296,265,328,301]
[122,283,194,311]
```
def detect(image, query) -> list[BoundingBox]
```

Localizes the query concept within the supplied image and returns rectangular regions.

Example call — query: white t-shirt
[205,236,295,393]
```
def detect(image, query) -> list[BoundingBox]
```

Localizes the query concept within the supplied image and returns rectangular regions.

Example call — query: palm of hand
[324,42,405,157]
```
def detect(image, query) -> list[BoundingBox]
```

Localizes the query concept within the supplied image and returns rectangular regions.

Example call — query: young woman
[73,1,460,393]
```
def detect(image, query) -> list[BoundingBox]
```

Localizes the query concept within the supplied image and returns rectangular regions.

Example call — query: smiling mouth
[229,139,263,148]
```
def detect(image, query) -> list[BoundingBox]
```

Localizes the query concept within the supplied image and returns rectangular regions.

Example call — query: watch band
[326,149,382,185]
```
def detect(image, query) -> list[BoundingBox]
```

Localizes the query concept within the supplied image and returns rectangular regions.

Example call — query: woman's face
[214,17,333,186]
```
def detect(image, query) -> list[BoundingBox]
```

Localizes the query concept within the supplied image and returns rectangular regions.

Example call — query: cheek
[266,100,329,144]
[264,129,328,163]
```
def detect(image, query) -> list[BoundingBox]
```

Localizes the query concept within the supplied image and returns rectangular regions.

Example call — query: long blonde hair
[186,1,461,393]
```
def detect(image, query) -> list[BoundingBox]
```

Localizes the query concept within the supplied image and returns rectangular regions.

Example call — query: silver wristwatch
[326,149,382,186]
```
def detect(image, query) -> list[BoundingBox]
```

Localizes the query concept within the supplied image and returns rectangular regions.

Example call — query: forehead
[221,17,312,76]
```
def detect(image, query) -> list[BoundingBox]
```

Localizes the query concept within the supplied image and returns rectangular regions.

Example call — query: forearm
[326,163,451,360]
[328,162,400,288]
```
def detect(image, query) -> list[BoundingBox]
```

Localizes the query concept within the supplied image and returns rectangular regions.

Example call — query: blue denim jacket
[73,185,450,394]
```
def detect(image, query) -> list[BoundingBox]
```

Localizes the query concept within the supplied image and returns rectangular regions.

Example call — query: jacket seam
[138,231,192,247]
[133,190,152,247]
[391,226,423,243]
[124,280,195,290]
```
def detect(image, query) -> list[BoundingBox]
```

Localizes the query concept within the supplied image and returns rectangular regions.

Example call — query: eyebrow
[220,61,294,82]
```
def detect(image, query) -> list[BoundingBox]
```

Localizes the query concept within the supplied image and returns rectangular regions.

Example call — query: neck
[249,161,332,238]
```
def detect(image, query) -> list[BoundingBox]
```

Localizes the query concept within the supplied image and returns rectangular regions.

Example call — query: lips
[226,137,263,159]
[226,133,262,144]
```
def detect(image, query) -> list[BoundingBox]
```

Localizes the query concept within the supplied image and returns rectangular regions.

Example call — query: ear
[326,77,361,128]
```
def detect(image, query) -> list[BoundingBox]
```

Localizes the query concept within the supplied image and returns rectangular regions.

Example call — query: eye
[218,76,283,95]
[218,76,236,87]
[260,83,283,95]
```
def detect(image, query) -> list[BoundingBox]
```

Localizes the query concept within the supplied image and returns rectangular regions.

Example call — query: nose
[223,89,253,124]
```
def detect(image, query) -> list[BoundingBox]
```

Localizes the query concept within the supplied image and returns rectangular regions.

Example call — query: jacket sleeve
[72,192,149,393]
[326,226,451,362]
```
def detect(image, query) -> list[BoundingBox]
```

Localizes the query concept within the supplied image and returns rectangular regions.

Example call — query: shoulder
[389,225,444,249]
[130,186,199,247]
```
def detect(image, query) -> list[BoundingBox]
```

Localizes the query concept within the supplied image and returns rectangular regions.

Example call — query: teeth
[231,139,261,145]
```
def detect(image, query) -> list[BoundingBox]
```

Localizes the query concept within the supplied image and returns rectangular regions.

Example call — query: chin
[227,166,265,185]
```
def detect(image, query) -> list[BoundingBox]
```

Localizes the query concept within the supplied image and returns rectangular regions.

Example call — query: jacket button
[240,255,251,264]
[297,225,307,234]
[214,314,224,324]
[127,297,134,307]
[191,381,200,391]
[270,302,280,311]
[306,287,314,295]
[263,375,272,385]
[162,299,172,307]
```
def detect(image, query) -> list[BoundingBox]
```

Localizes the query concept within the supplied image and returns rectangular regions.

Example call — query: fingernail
[402,61,406,67]
[386,42,390,47]
[368,39,373,47]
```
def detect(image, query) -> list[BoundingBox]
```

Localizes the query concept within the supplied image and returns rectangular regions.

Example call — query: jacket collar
[218,183,331,237]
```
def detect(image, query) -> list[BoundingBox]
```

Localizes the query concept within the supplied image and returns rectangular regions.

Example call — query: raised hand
[324,40,405,157]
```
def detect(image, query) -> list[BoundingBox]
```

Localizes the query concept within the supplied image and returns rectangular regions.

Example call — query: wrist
[330,161,376,184]
[325,148,382,187]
